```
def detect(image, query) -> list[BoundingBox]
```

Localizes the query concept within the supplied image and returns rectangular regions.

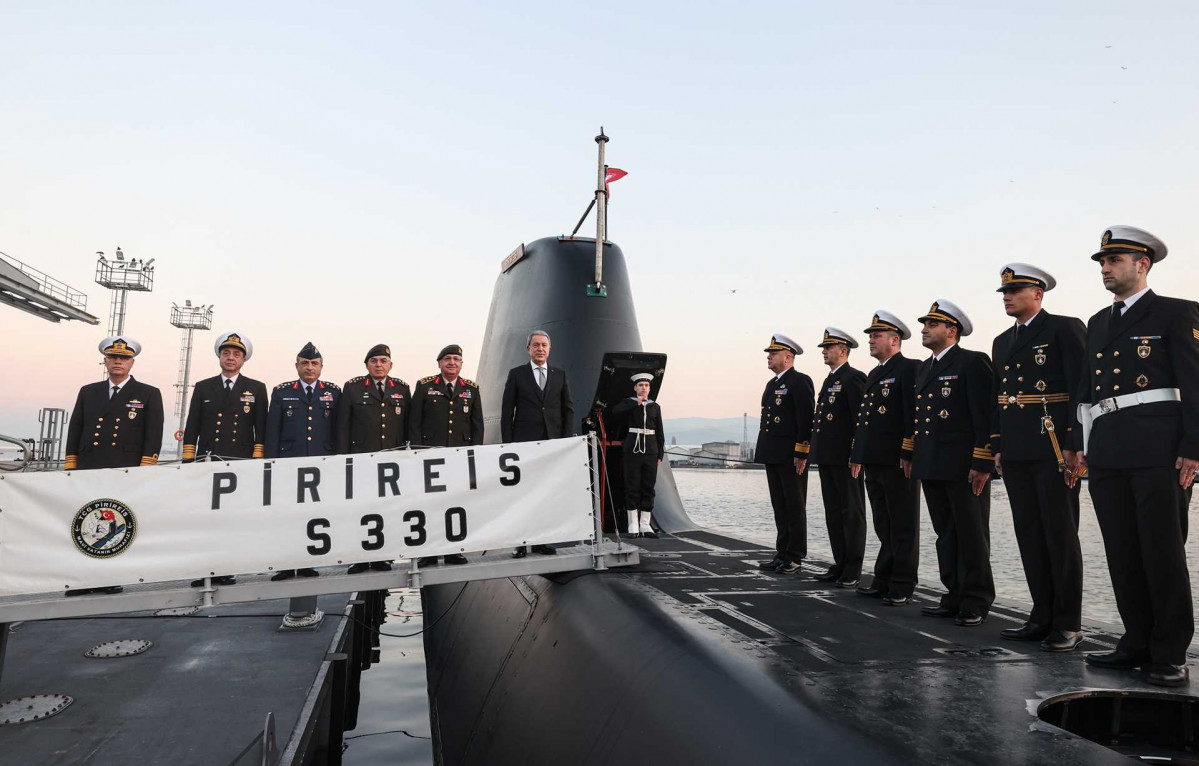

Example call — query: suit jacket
[754,367,815,465]
[408,375,485,448]
[1071,290,1199,468]
[64,377,164,470]
[183,374,268,460]
[849,352,919,466]
[265,379,341,458]
[990,310,1086,462]
[809,363,866,466]
[610,398,666,456]
[338,375,411,454]
[909,344,995,482]
[500,363,575,442]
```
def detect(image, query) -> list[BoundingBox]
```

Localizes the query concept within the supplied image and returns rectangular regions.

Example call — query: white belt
[1090,387,1180,420]
[629,428,656,435]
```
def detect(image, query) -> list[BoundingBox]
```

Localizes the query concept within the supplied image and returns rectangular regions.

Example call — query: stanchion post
[589,434,608,570]
[0,623,9,692]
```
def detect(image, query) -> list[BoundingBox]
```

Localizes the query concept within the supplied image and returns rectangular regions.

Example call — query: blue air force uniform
[265,343,341,459]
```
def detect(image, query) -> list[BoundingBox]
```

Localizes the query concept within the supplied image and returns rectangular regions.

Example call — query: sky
[3,1,1199,442]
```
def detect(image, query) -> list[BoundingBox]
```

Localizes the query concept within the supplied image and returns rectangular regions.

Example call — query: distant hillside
[663,417,748,446]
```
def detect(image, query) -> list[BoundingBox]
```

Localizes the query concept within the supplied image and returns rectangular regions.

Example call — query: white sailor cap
[863,311,912,340]
[817,327,859,349]
[918,299,973,337]
[1092,225,1167,263]
[99,335,140,357]
[764,333,802,356]
[998,263,1056,292]
[630,372,654,383]
[214,331,253,360]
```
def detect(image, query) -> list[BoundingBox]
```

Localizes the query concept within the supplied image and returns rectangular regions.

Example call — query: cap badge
[1102,230,1112,246]
[1001,268,1014,284]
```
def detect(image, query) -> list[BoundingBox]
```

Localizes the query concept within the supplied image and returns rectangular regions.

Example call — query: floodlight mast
[169,301,214,457]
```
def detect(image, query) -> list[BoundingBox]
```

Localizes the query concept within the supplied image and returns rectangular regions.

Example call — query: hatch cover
[0,694,73,725]
[85,639,153,658]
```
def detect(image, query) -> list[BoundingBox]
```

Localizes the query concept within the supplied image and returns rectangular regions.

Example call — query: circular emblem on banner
[72,499,137,559]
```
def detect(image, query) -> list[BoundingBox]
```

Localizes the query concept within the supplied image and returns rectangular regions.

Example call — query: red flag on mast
[605,168,628,195]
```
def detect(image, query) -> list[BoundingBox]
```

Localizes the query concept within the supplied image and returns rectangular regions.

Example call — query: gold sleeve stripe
[182,445,196,459]
[1192,328,1199,340]
[139,454,159,467]
[901,438,915,451]
[252,444,264,459]
[972,448,994,460]
[64,456,78,470]
[794,441,810,454]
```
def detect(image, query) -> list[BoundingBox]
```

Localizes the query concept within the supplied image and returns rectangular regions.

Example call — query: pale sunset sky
[3,1,1198,441]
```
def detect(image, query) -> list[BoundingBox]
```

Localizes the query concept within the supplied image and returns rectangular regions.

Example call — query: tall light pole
[95,247,154,336]
[170,301,213,458]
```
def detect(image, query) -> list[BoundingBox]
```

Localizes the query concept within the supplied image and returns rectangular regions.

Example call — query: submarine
[420,136,1199,764]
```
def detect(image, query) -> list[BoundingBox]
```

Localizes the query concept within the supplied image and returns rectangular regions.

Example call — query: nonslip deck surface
[620,530,1195,765]
[0,595,351,766]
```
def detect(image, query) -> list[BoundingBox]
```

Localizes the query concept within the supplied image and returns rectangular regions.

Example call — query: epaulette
[274,380,297,390]
[460,377,478,388]
[391,376,407,386]
[322,380,341,390]
[419,374,437,385]
[348,376,366,384]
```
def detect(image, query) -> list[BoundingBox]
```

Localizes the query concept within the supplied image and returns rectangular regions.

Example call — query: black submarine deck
[609,529,1195,765]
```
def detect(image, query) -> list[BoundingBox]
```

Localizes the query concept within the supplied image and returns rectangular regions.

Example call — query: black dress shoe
[856,585,886,597]
[532,544,557,555]
[837,577,860,589]
[416,557,438,567]
[346,563,370,574]
[1146,664,1190,687]
[1040,630,1084,653]
[954,610,985,627]
[882,593,912,606]
[297,568,319,577]
[758,558,783,570]
[813,571,840,582]
[270,570,297,581]
[1000,622,1050,641]
[512,547,528,559]
[922,604,957,617]
[444,554,468,565]
[370,561,392,571]
[776,560,801,574]
[1085,649,1149,669]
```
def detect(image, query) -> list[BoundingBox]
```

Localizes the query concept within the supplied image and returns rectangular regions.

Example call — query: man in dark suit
[502,330,575,557]
[755,334,815,575]
[183,331,268,587]
[850,312,921,606]
[63,335,165,596]
[810,328,868,587]
[265,341,340,581]
[1068,226,1199,687]
[990,264,1087,652]
[409,344,483,567]
[339,343,411,574]
[182,331,268,464]
[907,301,996,627]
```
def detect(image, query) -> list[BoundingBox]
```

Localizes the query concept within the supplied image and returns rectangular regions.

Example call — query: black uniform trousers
[1001,459,1083,631]
[818,465,866,579]
[623,452,659,513]
[922,479,995,615]
[864,465,921,597]
[766,463,808,563]
[1090,466,1193,665]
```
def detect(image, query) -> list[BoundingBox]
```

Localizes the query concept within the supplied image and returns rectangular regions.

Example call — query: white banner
[0,437,595,596]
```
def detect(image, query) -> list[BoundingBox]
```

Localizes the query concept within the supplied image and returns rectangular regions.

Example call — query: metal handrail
[0,434,31,470]
[0,251,89,311]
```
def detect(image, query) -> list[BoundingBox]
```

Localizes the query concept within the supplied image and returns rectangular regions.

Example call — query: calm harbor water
[675,466,1199,627]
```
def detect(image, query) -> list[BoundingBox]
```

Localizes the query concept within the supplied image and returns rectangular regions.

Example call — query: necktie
[225,379,232,392]
[536,367,546,391]
[110,385,120,400]
[1015,323,1025,338]
[305,385,313,403]
[1109,300,1125,335]
[377,381,385,398]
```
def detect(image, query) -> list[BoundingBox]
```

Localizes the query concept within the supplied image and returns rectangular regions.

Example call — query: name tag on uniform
[937,375,958,381]
[828,384,842,392]
[320,393,334,401]
[459,390,472,398]
[426,388,446,396]
[127,400,145,408]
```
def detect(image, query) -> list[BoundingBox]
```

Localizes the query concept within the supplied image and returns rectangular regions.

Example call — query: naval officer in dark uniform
[409,344,483,567]
[339,343,410,574]
[183,331,268,587]
[810,328,868,588]
[501,330,575,558]
[908,301,996,626]
[611,372,666,538]
[64,336,165,596]
[990,264,1086,652]
[850,312,921,605]
[1069,226,1199,687]
[265,341,341,581]
[756,334,815,575]
[182,331,269,465]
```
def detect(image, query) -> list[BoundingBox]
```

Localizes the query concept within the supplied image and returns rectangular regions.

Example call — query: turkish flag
[605,168,628,195]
